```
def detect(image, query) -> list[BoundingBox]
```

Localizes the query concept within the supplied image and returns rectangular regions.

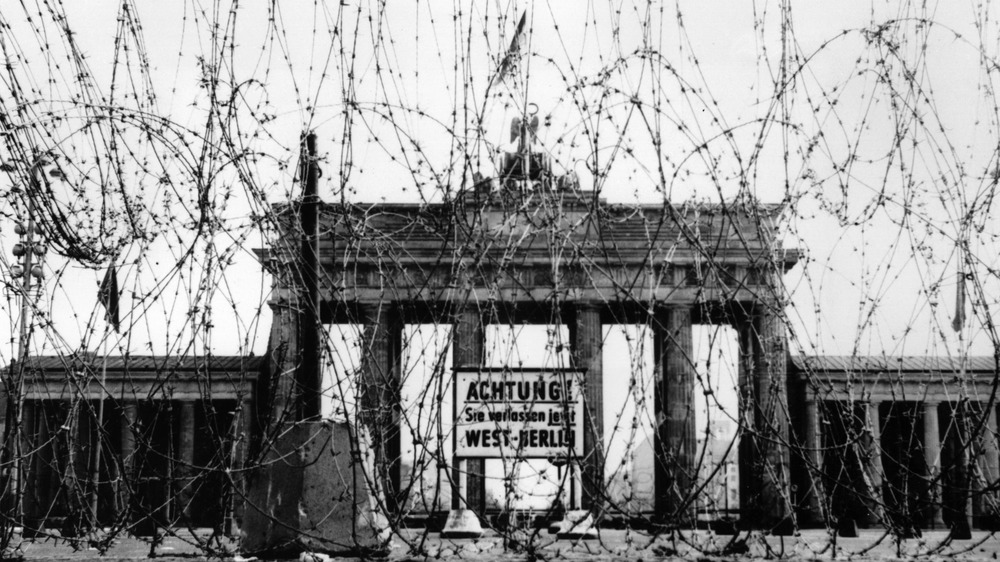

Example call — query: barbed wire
[0,0,999,559]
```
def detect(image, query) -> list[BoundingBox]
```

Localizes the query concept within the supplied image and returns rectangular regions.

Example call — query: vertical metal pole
[11,167,38,526]
[299,133,321,420]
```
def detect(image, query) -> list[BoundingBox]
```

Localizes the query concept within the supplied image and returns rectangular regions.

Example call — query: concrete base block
[554,510,597,540]
[439,509,485,539]
[837,517,858,538]
[299,552,333,562]
[241,421,390,557]
[951,517,973,540]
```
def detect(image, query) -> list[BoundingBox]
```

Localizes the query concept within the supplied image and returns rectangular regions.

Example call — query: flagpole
[89,326,109,529]
[92,259,119,530]
[520,10,531,193]
[948,242,974,536]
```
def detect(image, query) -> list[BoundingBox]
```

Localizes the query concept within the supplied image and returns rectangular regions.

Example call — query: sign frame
[451,367,586,460]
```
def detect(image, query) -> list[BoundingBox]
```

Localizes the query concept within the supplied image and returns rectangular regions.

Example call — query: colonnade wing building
[258,168,802,530]
[3,354,260,533]
[791,355,1000,533]
[7,349,1000,534]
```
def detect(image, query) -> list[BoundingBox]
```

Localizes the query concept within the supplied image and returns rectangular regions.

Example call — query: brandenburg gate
[244,123,800,553]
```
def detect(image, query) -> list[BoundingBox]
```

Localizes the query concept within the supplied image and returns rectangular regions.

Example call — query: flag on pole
[99,264,120,332]
[489,11,527,89]
[952,270,966,332]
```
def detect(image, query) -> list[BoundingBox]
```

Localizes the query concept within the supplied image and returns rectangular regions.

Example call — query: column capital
[357,299,383,316]
[451,302,484,319]
[573,301,603,313]
[652,302,692,313]
[746,299,787,318]
[358,301,405,329]
[268,293,297,311]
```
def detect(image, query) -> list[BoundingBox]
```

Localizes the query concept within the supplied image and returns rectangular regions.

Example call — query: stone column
[985,405,1000,523]
[58,401,83,535]
[21,400,36,524]
[36,402,53,528]
[737,318,756,526]
[970,404,984,526]
[862,401,884,527]
[0,380,6,463]
[737,305,792,531]
[359,302,403,515]
[945,402,972,537]
[120,402,138,523]
[572,304,604,513]
[923,401,945,529]
[238,399,253,462]
[454,307,485,512]
[800,398,825,527]
[178,400,196,523]
[440,305,486,537]
[653,305,695,526]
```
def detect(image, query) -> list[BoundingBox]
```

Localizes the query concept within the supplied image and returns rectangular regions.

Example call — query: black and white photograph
[1,1,999,560]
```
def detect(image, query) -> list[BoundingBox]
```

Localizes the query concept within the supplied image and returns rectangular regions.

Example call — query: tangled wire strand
[0,1,999,559]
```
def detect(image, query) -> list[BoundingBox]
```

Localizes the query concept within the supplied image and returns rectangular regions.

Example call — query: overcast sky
[2,1,994,360]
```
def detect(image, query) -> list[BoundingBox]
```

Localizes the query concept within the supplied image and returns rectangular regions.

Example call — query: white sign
[454,370,584,458]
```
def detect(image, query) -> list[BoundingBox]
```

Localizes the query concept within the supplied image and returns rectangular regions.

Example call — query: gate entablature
[258,196,798,307]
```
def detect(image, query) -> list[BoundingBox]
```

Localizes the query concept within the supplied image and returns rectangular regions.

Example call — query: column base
[739,516,795,536]
[981,512,1000,532]
[241,421,390,558]
[925,508,946,531]
[861,501,883,529]
[798,511,826,529]
[553,510,597,540]
[21,518,45,539]
[439,509,485,539]
[950,517,972,540]
[837,517,859,537]
[648,513,694,532]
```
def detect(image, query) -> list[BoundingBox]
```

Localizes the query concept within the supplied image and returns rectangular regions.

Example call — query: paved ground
[6,528,1000,561]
